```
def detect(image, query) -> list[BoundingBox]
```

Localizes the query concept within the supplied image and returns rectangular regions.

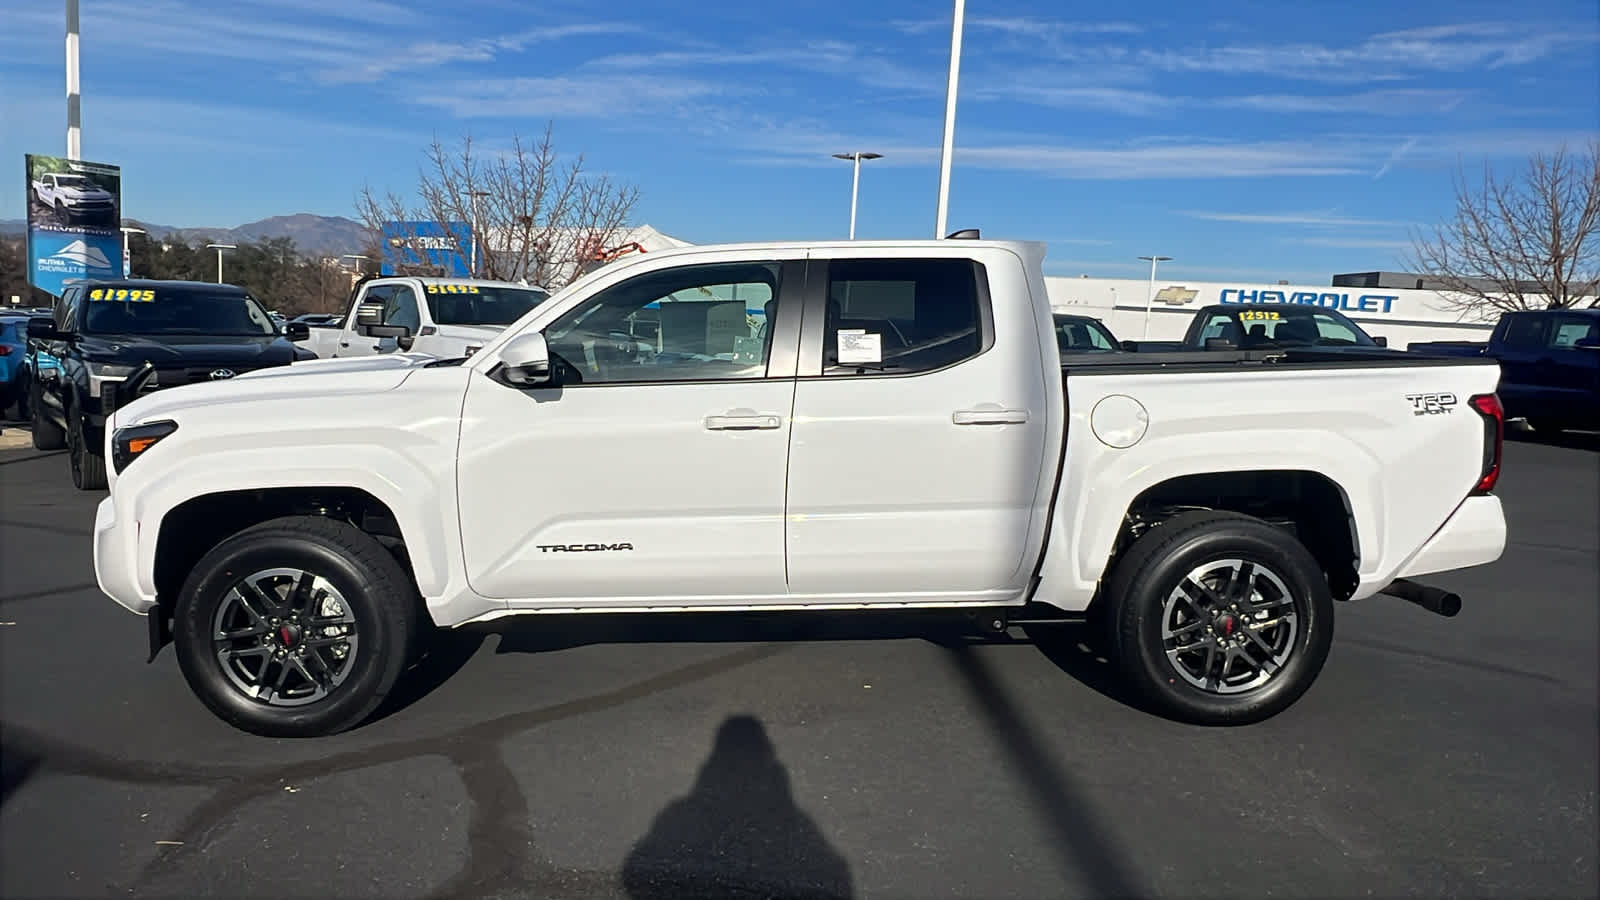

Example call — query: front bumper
[1395,494,1508,580]
[94,493,156,616]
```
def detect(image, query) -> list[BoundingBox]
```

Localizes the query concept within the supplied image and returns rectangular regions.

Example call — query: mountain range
[0,213,376,257]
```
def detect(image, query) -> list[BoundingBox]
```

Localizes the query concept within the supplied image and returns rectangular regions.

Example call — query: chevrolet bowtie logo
[1153,286,1198,305]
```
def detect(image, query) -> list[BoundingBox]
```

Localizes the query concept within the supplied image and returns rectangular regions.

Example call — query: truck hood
[113,353,438,429]
[79,333,308,370]
[431,324,505,341]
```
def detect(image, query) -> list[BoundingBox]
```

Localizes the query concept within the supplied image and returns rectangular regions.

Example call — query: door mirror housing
[1575,337,1600,350]
[356,300,385,328]
[284,322,311,342]
[1372,335,1388,347]
[497,332,551,387]
[27,318,65,340]
[366,323,413,351]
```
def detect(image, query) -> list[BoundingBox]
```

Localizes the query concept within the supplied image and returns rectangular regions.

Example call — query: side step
[1379,578,1462,617]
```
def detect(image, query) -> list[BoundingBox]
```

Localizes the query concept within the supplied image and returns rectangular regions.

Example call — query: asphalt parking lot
[2,423,1595,900]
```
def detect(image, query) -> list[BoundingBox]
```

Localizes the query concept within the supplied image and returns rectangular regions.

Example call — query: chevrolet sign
[1153,286,1198,306]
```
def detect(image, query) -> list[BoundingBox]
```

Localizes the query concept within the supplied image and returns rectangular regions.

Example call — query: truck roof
[369,276,535,287]
[79,278,248,292]
[620,237,1047,259]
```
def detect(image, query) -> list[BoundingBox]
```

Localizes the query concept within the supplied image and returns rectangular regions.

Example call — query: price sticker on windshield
[425,284,481,294]
[1239,309,1280,321]
[89,288,155,302]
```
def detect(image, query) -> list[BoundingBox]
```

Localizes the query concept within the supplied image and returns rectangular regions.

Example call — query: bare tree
[1407,141,1600,315]
[356,123,641,290]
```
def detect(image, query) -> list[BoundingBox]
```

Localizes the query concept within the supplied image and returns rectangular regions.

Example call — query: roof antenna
[945,228,980,240]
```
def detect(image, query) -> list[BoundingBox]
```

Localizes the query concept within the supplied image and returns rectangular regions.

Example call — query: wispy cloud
[319,24,641,83]
[1179,210,1405,227]
[1137,21,1600,83]
[1214,88,1473,114]
[891,17,1143,36]
[972,84,1176,116]
[1285,236,1415,250]
[411,75,730,118]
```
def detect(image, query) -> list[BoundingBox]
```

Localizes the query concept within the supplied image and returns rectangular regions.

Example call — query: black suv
[27,279,313,489]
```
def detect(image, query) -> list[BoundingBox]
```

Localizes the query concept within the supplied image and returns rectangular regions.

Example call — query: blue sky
[2,0,1597,282]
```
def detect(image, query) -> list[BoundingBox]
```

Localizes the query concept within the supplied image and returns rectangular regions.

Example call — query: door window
[385,286,422,332]
[1500,314,1547,349]
[542,262,786,384]
[817,258,988,375]
[1550,316,1598,348]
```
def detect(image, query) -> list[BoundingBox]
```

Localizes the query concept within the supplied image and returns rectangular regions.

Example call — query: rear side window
[1500,314,1546,349]
[820,258,988,375]
[1551,316,1598,348]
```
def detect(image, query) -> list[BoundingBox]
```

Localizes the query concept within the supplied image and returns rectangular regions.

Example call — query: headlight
[111,420,178,473]
[88,362,136,378]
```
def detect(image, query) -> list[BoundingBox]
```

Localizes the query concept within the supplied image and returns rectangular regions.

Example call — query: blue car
[0,314,29,419]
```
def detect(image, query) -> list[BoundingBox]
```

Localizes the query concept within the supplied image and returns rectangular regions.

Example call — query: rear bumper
[1394,494,1507,581]
[94,494,156,616]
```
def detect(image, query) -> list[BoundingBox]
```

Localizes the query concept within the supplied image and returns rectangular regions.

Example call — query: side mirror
[27,318,64,340]
[367,323,412,343]
[1575,337,1600,350]
[1119,340,1139,351]
[285,322,311,341]
[497,332,551,387]
[1372,335,1388,347]
[356,301,385,328]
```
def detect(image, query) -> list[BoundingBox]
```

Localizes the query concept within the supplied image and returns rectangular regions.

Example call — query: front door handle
[953,406,1029,425]
[705,408,781,431]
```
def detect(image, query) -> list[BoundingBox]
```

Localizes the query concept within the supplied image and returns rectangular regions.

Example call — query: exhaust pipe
[1380,578,1462,618]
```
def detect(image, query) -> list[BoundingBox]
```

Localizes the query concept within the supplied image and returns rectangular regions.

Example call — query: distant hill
[0,213,376,257]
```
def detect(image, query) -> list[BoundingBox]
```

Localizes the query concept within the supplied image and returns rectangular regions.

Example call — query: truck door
[456,254,806,604]
[782,253,1053,602]
[335,284,393,357]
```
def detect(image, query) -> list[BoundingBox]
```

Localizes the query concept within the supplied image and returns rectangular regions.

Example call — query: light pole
[119,226,145,277]
[934,0,966,238]
[206,243,236,283]
[469,190,489,277]
[1138,255,1172,339]
[66,0,81,159]
[831,152,881,239]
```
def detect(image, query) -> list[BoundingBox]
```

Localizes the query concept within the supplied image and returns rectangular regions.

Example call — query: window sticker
[837,329,882,364]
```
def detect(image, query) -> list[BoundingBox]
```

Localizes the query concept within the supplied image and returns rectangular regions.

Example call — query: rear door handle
[953,407,1029,425]
[705,408,781,431]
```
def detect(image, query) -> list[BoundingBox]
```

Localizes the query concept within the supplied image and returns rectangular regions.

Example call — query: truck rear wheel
[1102,510,1334,725]
[173,515,419,738]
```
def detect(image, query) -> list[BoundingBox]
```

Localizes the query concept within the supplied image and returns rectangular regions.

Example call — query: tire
[30,379,65,450]
[67,406,108,490]
[173,515,420,738]
[1102,510,1334,726]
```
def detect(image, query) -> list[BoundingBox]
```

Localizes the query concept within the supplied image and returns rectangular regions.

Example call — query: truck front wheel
[173,516,419,738]
[1103,510,1334,725]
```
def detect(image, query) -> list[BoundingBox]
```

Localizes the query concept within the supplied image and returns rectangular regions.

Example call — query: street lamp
[206,243,236,284]
[1138,255,1172,339]
[831,152,882,239]
[119,226,145,277]
[934,0,966,238]
[469,190,489,277]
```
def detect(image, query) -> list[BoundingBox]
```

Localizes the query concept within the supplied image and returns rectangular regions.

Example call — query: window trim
[519,258,809,389]
[795,257,995,380]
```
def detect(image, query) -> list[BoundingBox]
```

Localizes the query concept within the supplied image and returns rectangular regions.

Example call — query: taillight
[0,345,12,356]
[1468,393,1503,494]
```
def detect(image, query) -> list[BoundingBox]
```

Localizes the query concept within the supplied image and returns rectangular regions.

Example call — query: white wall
[1043,276,1504,349]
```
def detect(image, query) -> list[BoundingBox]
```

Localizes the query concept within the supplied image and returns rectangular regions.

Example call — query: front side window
[1550,316,1597,348]
[542,262,783,384]
[81,286,276,336]
[821,258,985,375]
[385,286,422,332]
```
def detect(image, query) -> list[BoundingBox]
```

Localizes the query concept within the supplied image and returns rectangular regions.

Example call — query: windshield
[424,285,549,326]
[54,175,94,189]
[81,286,278,336]
[1053,315,1118,352]
[1197,306,1377,347]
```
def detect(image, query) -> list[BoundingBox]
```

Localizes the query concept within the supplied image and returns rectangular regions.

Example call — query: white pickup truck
[92,235,1509,737]
[293,275,550,361]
